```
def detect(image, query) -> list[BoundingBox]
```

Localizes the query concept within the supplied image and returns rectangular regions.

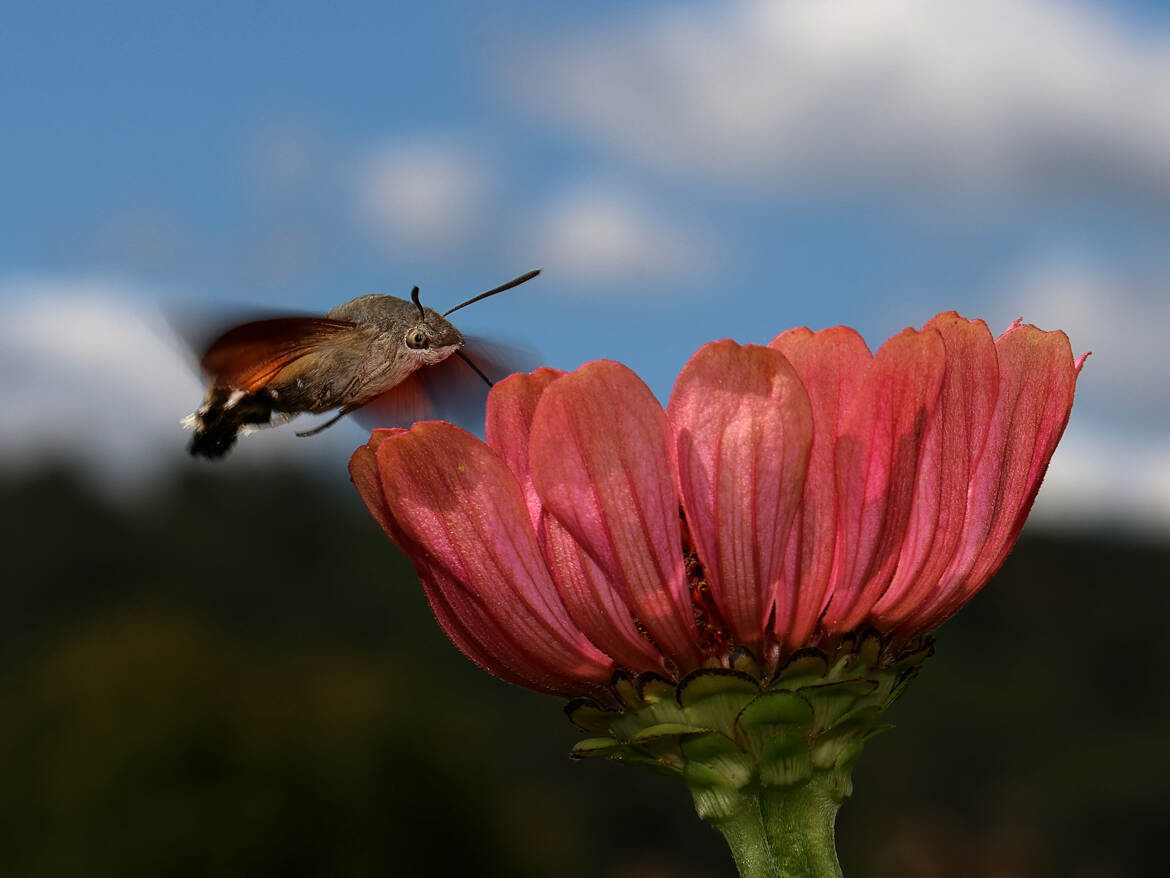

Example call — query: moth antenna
[455,349,494,387]
[410,285,425,319]
[442,269,540,317]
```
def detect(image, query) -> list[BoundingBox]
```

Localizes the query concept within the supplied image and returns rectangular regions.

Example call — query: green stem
[715,797,778,878]
[711,779,844,878]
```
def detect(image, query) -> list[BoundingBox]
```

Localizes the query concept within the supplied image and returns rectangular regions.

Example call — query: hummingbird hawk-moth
[183,269,539,459]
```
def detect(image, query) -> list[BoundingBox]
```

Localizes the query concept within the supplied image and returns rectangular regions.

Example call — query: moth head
[406,286,465,363]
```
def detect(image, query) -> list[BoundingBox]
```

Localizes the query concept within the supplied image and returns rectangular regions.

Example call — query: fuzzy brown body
[277,296,464,412]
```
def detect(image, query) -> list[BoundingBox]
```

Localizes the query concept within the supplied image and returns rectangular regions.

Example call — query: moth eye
[406,329,429,350]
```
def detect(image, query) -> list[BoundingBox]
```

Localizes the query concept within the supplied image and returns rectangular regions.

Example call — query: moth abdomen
[186,388,282,459]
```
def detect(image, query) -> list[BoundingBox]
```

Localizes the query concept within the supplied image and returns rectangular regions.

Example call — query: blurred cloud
[512,0,1170,199]
[0,276,200,481]
[1031,425,1170,535]
[354,140,489,251]
[91,203,189,275]
[998,253,1170,424]
[985,253,1170,533]
[530,184,714,287]
[242,222,324,288]
[244,121,322,195]
[0,275,354,488]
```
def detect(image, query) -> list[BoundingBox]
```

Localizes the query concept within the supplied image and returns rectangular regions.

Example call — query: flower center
[680,508,734,659]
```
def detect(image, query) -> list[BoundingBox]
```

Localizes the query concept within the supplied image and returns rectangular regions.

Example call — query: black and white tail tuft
[183,389,280,459]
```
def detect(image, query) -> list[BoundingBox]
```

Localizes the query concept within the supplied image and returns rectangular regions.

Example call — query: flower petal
[820,327,947,633]
[350,428,409,539]
[353,432,567,693]
[420,561,588,696]
[870,313,998,626]
[365,422,614,692]
[530,360,703,670]
[485,368,566,529]
[667,340,812,653]
[540,512,666,672]
[769,326,871,647]
[905,323,1082,632]
[486,368,663,672]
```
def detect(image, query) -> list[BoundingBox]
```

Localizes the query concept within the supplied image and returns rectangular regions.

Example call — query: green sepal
[611,671,642,711]
[687,777,747,823]
[610,749,684,778]
[677,669,761,737]
[682,733,756,795]
[634,673,689,725]
[681,730,747,763]
[799,679,879,733]
[834,737,866,775]
[890,640,935,673]
[728,646,761,678]
[773,649,829,688]
[564,698,624,735]
[569,737,624,758]
[758,730,813,788]
[810,702,884,768]
[862,723,894,742]
[635,673,677,703]
[884,665,925,707]
[855,630,883,668]
[734,690,814,760]
[681,733,757,822]
[629,722,711,743]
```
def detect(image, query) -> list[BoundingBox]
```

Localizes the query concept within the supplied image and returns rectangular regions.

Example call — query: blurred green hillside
[2,464,1166,877]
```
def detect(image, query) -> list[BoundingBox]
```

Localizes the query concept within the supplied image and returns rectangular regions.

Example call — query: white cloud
[880,253,1169,533]
[512,0,1170,199]
[0,276,358,490]
[245,121,320,193]
[530,185,714,286]
[997,254,1170,423]
[980,254,1170,535]
[1029,426,1170,536]
[354,141,488,250]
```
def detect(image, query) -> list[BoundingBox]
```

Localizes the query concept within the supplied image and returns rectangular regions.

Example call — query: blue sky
[3,0,1168,533]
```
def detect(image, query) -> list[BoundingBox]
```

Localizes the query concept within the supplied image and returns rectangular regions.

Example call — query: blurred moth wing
[198,317,358,396]
[354,334,536,436]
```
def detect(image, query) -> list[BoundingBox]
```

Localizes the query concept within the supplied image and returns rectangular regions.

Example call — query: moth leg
[295,403,361,438]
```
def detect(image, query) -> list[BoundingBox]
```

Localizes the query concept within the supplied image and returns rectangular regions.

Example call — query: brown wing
[200,317,356,392]
[354,335,537,434]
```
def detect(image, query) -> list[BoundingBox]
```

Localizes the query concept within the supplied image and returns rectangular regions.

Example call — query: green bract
[568,632,931,826]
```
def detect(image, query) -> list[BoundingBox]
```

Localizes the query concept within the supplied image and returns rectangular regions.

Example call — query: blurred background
[2,1,1167,875]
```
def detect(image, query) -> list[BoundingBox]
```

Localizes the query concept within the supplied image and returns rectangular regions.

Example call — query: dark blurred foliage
[2,463,1166,877]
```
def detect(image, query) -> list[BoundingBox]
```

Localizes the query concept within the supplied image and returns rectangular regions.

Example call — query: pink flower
[350,313,1086,698]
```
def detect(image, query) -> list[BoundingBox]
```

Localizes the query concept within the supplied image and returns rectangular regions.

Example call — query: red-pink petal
[530,360,703,670]
[366,422,614,692]
[419,562,589,697]
[353,433,562,692]
[486,368,663,672]
[349,428,413,545]
[904,323,1082,632]
[820,327,947,633]
[870,313,998,626]
[667,340,812,653]
[539,512,666,672]
[769,326,872,647]
[485,368,566,529]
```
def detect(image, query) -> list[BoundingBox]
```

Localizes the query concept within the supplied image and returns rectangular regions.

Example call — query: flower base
[567,632,933,878]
